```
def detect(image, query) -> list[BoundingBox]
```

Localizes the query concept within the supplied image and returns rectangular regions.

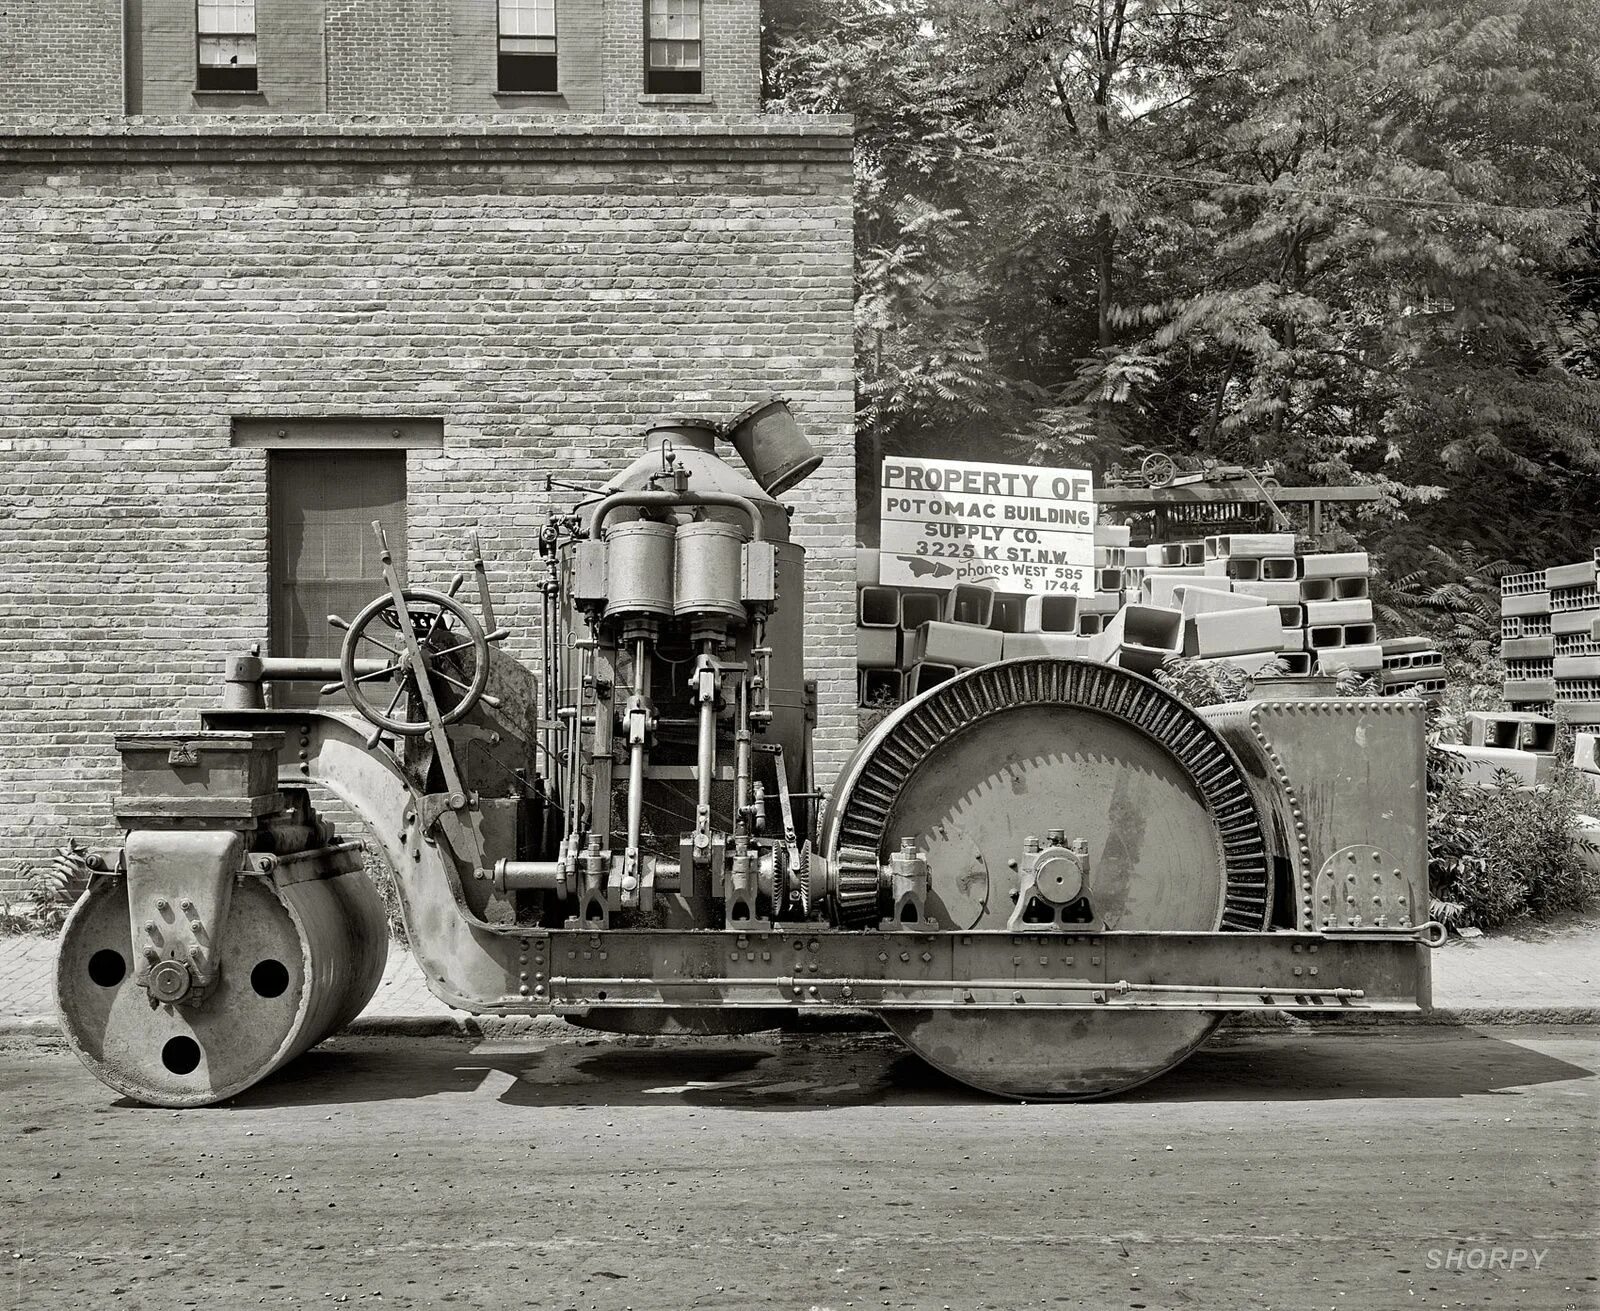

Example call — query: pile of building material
[856,528,1446,708]
[1577,731,1600,799]
[1439,711,1561,787]
[855,534,1103,705]
[1500,550,1600,725]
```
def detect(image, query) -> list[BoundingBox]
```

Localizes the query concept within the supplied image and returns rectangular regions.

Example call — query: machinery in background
[55,400,1443,1107]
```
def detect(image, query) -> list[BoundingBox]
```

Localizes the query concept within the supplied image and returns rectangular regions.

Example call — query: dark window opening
[645,0,702,95]
[197,0,257,91]
[499,0,558,93]
[269,449,406,709]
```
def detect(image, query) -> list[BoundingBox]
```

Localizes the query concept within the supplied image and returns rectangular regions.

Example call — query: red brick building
[0,0,855,901]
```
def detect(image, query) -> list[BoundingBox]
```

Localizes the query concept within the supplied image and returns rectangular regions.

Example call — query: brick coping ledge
[0,114,854,167]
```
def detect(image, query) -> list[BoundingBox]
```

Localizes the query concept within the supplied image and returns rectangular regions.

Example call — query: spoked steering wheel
[336,588,490,736]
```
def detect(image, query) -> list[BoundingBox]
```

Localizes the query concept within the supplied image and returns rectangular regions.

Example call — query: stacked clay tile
[1501,550,1600,725]
[856,528,1449,707]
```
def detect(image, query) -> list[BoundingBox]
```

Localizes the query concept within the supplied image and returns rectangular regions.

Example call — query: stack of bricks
[857,527,1450,705]
[1575,731,1600,798]
[1551,552,1600,725]
[1377,637,1447,699]
[1501,566,1554,712]
[855,546,1090,706]
[1501,550,1600,723]
[1439,710,1561,787]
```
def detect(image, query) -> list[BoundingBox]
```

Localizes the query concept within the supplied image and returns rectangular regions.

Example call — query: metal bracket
[125,828,244,1006]
[1007,833,1095,931]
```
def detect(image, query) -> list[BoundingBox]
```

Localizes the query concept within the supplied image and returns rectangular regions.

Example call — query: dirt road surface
[1,1024,1595,1310]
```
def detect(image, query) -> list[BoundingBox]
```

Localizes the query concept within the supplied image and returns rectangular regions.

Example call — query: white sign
[879,456,1096,595]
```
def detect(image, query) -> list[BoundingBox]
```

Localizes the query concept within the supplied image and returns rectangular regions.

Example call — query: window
[196,0,257,91]
[645,0,702,95]
[499,0,558,93]
[269,450,406,708]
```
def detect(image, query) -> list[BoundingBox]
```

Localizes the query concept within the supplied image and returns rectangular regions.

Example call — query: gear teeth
[831,845,881,927]
[796,842,813,915]
[825,657,1272,933]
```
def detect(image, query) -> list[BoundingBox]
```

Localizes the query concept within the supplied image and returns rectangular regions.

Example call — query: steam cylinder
[604,519,676,621]
[673,520,747,624]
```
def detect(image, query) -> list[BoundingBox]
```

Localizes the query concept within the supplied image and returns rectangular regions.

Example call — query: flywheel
[819,657,1272,1100]
[57,868,388,1107]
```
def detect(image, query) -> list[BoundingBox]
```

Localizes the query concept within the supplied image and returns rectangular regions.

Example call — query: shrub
[1427,751,1600,930]
[1154,656,1283,707]
[6,842,94,934]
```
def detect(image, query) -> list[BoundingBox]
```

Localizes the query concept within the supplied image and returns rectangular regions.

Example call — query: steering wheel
[337,588,490,736]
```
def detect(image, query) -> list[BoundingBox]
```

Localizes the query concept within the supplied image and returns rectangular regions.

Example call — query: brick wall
[0,117,856,900]
[327,0,450,113]
[604,0,760,113]
[447,0,605,113]
[3,0,762,116]
[130,0,328,113]
[0,0,124,112]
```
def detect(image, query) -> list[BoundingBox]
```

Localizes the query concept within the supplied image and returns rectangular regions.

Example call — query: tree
[764,0,1600,580]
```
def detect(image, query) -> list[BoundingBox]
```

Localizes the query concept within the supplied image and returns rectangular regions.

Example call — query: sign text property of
[879,457,1096,595]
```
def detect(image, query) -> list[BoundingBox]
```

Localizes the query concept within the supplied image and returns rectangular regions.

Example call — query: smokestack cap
[725,396,823,497]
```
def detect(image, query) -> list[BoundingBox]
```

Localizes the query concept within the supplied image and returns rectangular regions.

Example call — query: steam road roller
[56,404,1442,1105]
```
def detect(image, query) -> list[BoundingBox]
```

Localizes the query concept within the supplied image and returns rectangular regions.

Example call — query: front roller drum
[56,869,387,1107]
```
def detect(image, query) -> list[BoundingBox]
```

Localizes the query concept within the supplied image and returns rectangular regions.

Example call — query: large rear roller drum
[56,869,388,1107]
[820,657,1269,1100]
[882,1011,1222,1101]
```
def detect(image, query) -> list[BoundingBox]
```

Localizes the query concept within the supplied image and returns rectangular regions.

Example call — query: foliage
[3,842,92,934]
[363,846,408,943]
[1374,543,1508,665]
[1154,655,1284,706]
[1428,755,1600,929]
[764,0,1600,571]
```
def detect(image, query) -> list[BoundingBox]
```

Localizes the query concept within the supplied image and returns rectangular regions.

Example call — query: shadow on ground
[188,1026,1599,1114]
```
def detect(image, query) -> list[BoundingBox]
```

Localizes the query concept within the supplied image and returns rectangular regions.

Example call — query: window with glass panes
[196,0,257,91]
[644,0,702,95]
[499,0,557,92]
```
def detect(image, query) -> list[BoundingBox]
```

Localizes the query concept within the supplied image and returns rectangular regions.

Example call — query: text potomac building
[0,0,855,901]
